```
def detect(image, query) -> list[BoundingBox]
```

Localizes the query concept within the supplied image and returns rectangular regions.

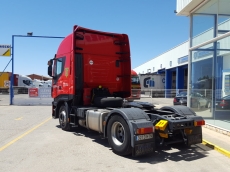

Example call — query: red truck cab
[49,25,131,106]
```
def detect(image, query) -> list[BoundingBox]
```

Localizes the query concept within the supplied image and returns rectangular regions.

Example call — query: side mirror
[48,65,52,77]
[47,59,53,77]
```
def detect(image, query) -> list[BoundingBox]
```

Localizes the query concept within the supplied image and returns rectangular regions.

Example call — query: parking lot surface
[1,105,230,172]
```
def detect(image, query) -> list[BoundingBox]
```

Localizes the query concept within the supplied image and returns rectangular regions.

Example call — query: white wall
[176,0,192,13]
[133,41,189,74]
[134,18,230,75]
[176,0,204,16]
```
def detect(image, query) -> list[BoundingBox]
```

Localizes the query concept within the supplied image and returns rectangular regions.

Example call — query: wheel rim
[111,121,125,146]
[60,110,67,127]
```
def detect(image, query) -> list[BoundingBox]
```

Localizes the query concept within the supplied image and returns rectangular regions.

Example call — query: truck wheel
[59,105,71,131]
[107,115,132,156]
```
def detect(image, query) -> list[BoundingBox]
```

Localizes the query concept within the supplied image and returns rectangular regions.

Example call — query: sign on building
[0,45,11,56]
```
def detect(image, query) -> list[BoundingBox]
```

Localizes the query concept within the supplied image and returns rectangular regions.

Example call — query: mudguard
[160,106,196,116]
[123,101,155,109]
[104,108,153,147]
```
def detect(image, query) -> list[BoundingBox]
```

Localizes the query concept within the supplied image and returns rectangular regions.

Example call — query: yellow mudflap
[155,120,169,138]
[155,120,168,131]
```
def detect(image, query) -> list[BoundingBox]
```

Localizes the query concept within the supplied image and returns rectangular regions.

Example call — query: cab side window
[53,57,65,83]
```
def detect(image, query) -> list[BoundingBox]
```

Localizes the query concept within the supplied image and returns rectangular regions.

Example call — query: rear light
[173,98,177,103]
[136,127,153,134]
[220,100,228,106]
[194,120,205,126]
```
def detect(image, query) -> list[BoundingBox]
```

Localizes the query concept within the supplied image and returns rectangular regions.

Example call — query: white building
[134,0,230,131]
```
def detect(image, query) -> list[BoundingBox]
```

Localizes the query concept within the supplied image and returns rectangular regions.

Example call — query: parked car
[216,95,230,109]
[173,91,210,109]
[173,91,187,106]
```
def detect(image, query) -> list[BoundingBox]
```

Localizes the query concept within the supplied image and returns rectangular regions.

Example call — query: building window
[153,67,155,71]
[178,56,188,64]
[160,64,162,69]
[170,61,172,67]
[147,69,151,73]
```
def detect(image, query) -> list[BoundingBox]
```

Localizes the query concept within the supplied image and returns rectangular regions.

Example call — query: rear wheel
[59,105,71,131]
[107,115,132,156]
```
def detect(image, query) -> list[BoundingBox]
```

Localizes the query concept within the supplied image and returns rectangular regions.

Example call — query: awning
[157,68,165,74]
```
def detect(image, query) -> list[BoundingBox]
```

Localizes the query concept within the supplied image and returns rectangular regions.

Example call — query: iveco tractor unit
[47,25,205,157]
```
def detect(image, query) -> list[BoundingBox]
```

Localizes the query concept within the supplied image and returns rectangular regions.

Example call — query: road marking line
[15,117,23,120]
[0,117,52,152]
[202,139,230,158]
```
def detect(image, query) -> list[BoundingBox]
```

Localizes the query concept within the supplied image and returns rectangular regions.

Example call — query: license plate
[136,134,153,141]
[134,143,154,156]
[187,134,202,145]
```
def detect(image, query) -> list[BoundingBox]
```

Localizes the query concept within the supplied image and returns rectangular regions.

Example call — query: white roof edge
[133,40,189,69]
[176,0,209,16]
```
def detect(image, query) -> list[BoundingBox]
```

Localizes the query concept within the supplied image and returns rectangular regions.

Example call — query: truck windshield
[23,80,32,86]
[131,76,140,85]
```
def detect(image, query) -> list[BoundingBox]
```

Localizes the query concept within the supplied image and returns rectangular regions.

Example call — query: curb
[202,139,230,158]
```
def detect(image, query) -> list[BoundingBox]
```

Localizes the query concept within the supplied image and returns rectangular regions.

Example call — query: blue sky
[0,0,189,77]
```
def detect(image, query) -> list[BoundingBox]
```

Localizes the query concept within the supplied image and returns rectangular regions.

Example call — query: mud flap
[132,142,155,157]
[187,134,202,145]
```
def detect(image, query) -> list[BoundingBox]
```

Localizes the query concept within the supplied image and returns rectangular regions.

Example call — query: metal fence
[0,88,228,106]
[139,89,187,98]
[0,87,52,106]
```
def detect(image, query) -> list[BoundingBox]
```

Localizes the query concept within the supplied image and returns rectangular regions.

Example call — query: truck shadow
[130,144,210,163]
[56,125,210,163]
[56,125,110,148]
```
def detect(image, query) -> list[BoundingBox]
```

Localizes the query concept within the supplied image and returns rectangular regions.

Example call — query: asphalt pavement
[1,93,230,158]
[1,105,230,172]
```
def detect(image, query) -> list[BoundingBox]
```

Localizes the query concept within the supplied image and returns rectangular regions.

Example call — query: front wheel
[59,105,71,131]
[107,115,132,156]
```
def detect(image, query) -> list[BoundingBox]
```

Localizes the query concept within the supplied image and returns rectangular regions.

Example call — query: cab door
[52,57,66,99]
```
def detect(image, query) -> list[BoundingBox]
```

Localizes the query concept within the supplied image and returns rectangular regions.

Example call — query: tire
[59,105,71,131]
[107,115,132,156]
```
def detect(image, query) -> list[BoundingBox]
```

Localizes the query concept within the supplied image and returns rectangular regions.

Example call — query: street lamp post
[10,34,65,105]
